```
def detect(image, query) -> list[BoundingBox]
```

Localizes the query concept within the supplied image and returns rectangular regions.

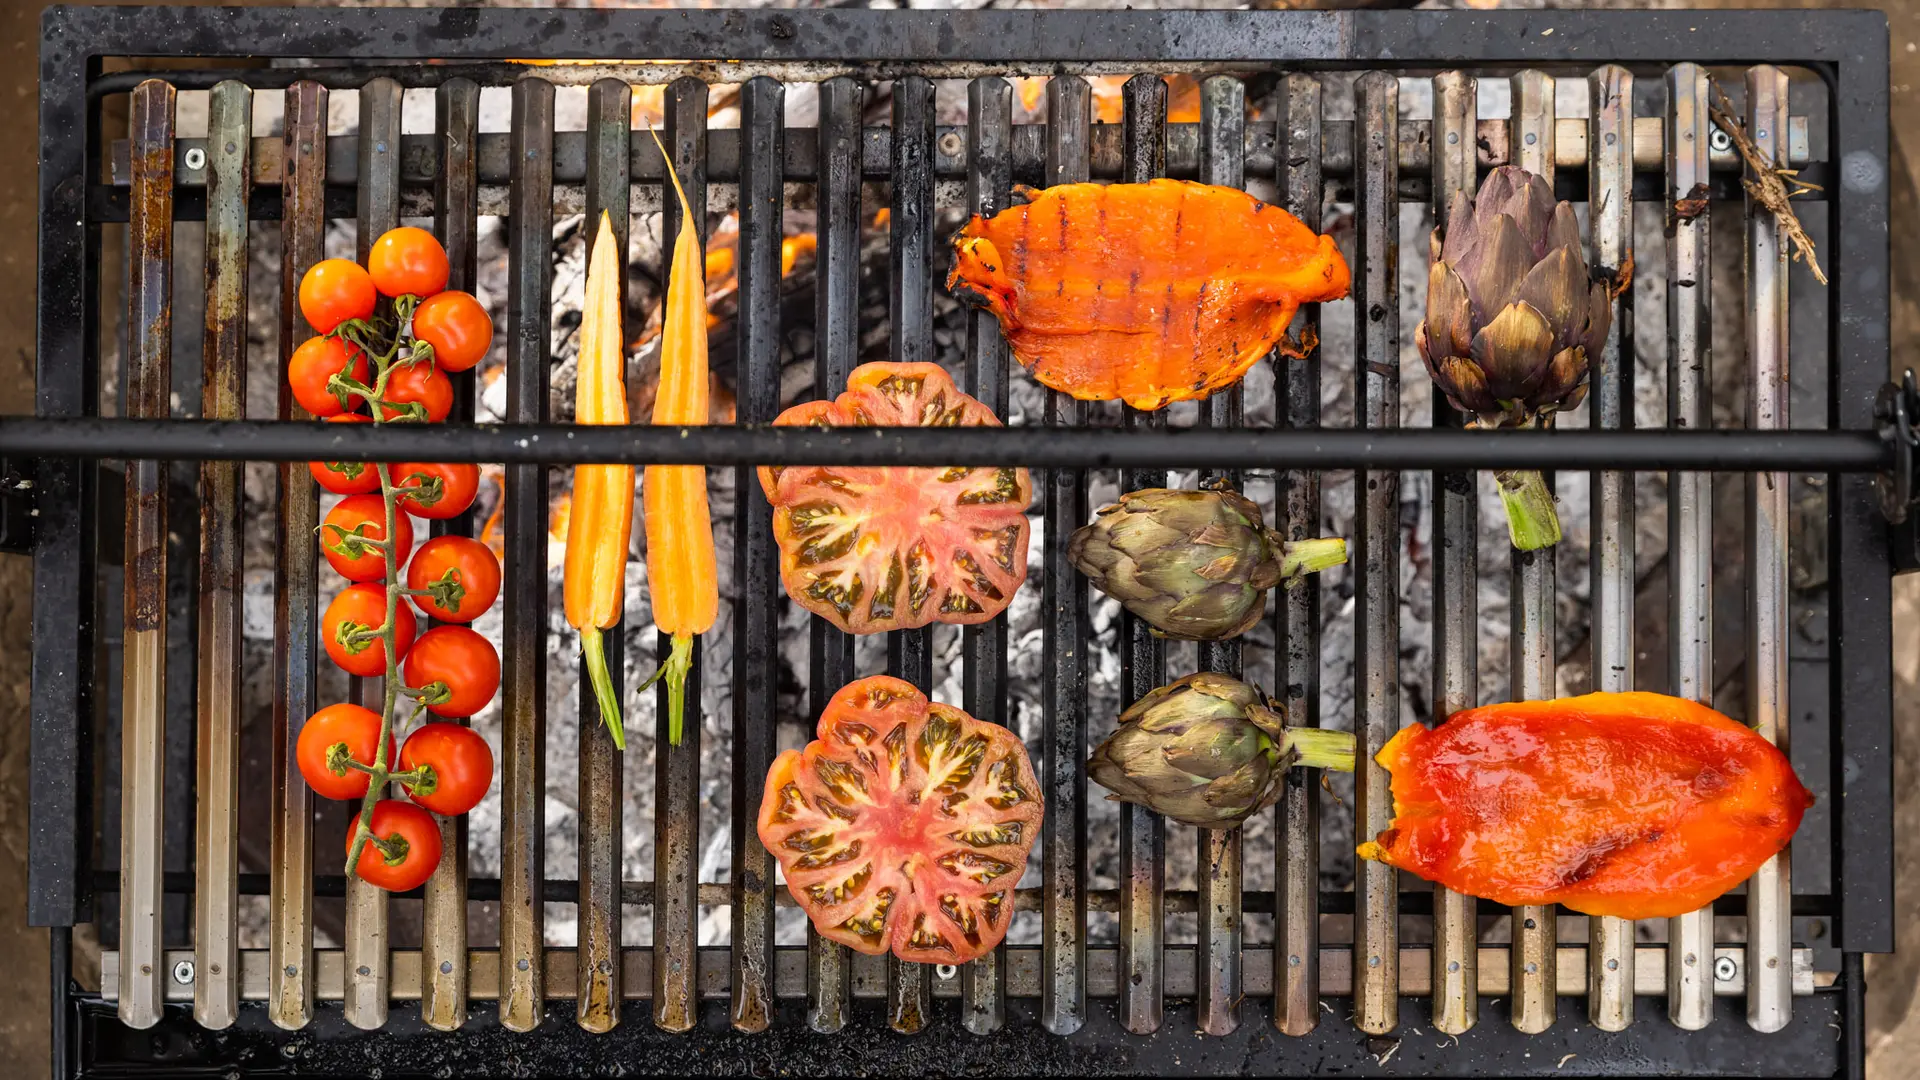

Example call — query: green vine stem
[327,295,434,883]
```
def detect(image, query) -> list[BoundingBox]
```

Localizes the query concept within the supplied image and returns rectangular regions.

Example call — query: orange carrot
[643,129,719,746]
[562,211,634,748]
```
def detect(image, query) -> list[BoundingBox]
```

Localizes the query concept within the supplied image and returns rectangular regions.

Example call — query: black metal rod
[959,71,1013,1040]
[729,74,784,1036]
[652,73,708,1039]
[803,71,860,1039]
[883,71,937,1039]
[10,417,1890,472]
[1039,73,1093,1040]
[498,74,554,1035]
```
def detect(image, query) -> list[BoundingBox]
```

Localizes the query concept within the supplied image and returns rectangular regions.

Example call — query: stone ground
[2,0,1920,1076]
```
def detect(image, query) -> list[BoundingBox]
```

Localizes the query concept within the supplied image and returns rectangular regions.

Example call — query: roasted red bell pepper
[1357,691,1812,920]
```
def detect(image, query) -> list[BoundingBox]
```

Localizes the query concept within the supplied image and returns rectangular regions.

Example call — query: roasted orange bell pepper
[947,179,1350,411]
[1357,691,1812,920]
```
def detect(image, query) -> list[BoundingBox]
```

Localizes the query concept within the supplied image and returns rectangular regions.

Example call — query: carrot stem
[581,627,624,750]
[664,632,693,746]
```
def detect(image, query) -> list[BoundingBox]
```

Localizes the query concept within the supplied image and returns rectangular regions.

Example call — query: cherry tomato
[323,582,417,677]
[397,722,495,816]
[299,258,377,334]
[406,536,500,624]
[310,416,380,495]
[368,226,449,299]
[348,799,443,892]
[411,290,492,373]
[376,361,453,423]
[295,703,397,801]
[403,625,500,719]
[288,335,370,418]
[758,676,1043,963]
[394,462,480,521]
[321,493,415,582]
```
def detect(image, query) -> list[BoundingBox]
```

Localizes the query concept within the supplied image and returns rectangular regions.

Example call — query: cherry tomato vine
[294,230,497,891]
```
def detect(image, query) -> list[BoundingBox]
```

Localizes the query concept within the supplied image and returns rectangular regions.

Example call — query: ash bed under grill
[21,6,1903,1078]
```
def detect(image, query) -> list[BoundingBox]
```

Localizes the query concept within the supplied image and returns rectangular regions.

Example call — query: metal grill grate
[23,7,1899,1077]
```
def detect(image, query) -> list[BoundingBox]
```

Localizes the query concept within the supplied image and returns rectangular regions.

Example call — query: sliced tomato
[756,675,1042,964]
[757,362,1031,635]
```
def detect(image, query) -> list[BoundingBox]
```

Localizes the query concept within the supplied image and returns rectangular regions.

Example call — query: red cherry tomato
[397,722,495,816]
[310,415,381,495]
[348,799,443,892]
[321,493,414,582]
[394,462,480,521]
[406,536,501,624]
[376,361,453,423]
[403,625,500,719]
[295,703,397,801]
[411,290,493,373]
[288,335,371,418]
[322,582,418,677]
[299,258,377,335]
[368,226,449,299]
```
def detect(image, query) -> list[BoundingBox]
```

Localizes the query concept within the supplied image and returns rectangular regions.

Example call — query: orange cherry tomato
[289,335,371,418]
[348,799,443,892]
[376,361,453,423]
[321,493,415,582]
[322,582,418,677]
[405,535,500,624]
[403,625,500,719]
[295,703,397,801]
[411,290,492,373]
[394,461,480,521]
[310,415,381,495]
[299,258,377,334]
[368,226,449,299]
[397,722,495,815]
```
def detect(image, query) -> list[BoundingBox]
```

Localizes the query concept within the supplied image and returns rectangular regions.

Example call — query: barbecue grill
[18,6,1903,1077]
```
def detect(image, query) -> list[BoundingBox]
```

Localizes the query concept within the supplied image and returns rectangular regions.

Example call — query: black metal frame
[30,6,1892,1078]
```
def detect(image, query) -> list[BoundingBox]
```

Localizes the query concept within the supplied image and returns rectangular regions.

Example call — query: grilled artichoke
[1416,165,1610,551]
[1088,672,1356,828]
[1067,487,1347,641]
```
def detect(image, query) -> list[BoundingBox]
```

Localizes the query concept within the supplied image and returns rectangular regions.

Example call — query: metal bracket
[0,456,35,555]
[1877,370,1920,572]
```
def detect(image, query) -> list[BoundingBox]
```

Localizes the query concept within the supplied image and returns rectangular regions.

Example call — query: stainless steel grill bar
[884,72,937,1036]
[1193,72,1245,1041]
[421,74,479,1034]
[1586,62,1639,1035]
[1272,70,1324,1040]
[1428,67,1479,1039]
[1743,63,1794,1035]
[499,75,555,1034]
[109,115,1816,192]
[1507,69,1559,1037]
[1039,72,1092,1039]
[103,942,1821,1003]
[193,78,249,1034]
[1116,71,1169,1038]
[802,72,859,1037]
[577,76,631,1036]
[653,73,709,1037]
[1666,61,1716,1033]
[269,78,327,1033]
[1352,69,1401,1038]
[729,74,785,1035]
[119,77,174,1033]
[961,72,1014,1038]
[343,75,402,1033]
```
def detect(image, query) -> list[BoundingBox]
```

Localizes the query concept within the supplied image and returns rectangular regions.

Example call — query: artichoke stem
[1279,537,1349,582]
[1496,468,1563,551]
[1276,726,1357,773]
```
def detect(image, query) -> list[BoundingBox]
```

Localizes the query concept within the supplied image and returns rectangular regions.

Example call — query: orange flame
[781,233,817,277]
